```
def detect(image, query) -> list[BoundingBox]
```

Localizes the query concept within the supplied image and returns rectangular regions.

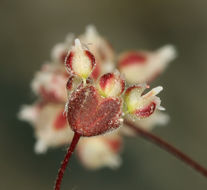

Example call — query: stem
[54,132,81,190]
[124,119,207,178]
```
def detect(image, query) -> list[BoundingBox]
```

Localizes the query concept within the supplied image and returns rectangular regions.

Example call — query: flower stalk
[55,132,81,190]
[124,119,207,178]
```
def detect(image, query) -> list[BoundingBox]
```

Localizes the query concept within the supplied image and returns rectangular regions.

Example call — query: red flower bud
[98,72,125,97]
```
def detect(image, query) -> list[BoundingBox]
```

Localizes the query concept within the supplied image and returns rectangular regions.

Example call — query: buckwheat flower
[118,45,176,84]
[124,84,163,118]
[20,102,74,153]
[52,40,166,190]
[19,26,170,172]
[19,26,207,190]
[77,132,122,169]
[31,64,69,103]
[34,103,74,153]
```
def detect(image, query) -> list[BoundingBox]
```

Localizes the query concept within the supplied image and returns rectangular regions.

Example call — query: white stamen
[152,86,163,96]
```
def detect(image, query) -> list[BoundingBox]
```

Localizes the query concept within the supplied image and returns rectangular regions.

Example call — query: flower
[77,132,122,169]
[118,45,176,84]
[31,64,68,103]
[124,84,163,118]
[19,25,176,169]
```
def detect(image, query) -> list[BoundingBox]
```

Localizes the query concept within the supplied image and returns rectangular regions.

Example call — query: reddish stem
[124,119,207,178]
[54,132,81,190]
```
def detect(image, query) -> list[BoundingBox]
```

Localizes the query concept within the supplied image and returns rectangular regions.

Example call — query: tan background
[0,0,207,189]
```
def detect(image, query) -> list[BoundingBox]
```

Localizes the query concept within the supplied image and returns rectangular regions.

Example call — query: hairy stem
[124,119,207,178]
[54,132,81,190]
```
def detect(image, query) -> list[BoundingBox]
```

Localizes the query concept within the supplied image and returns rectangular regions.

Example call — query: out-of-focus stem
[124,119,207,178]
[54,132,81,190]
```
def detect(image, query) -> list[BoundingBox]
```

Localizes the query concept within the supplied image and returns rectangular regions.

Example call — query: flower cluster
[19,26,176,169]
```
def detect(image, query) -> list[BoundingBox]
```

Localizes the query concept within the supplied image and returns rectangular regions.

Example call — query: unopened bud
[98,72,125,97]
[65,39,96,79]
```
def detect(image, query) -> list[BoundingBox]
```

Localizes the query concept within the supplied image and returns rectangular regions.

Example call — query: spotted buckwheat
[19,26,207,190]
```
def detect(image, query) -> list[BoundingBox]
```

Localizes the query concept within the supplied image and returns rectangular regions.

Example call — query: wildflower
[19,102,74,153]
[77,132,122,169]
[124,84,163,118]
[19,26,176,170]
[19,26,207,190]
[31,64,68,103]
[118,45,176,84]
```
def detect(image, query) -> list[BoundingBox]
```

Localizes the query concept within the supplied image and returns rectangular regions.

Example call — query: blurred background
[1,0,207,189]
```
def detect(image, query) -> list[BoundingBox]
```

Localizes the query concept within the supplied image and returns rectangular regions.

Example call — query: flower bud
[65,39,96,79]
[97,72,125,97]
[124,85,163,118]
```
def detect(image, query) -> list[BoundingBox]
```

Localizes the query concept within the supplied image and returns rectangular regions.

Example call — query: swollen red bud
[67,85,122,137]
[65,39,96,79]
[124,85,163,118]
[98,72,125,97]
